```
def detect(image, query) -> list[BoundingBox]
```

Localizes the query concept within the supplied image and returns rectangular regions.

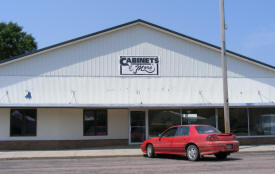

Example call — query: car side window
[162,128,177,137]
[175,126,190,136]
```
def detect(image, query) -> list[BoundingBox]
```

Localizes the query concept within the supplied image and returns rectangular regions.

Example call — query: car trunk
[216,133,235,141]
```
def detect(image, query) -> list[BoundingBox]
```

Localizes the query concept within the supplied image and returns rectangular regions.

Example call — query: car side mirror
[158,133,162,137]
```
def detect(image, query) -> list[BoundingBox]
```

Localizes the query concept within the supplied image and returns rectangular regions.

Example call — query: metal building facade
[0,22,274,106]
[0,20,275,148]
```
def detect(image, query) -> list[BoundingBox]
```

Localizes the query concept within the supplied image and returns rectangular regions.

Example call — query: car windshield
[195,126,221,134]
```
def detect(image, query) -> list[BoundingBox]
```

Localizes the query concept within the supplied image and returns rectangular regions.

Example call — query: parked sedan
[140,125,239,161]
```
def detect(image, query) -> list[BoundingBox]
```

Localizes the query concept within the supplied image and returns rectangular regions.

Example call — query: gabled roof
[0,19,274,71]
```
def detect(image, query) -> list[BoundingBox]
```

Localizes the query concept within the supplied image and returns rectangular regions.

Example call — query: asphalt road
[0,152,275,174]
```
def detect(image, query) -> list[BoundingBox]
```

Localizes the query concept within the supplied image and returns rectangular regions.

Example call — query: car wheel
[215,152,228,160]
[146,144,155,158]
[186,145,200,161]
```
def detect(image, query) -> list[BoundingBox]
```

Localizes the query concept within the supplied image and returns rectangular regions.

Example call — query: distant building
[0,20,274,149]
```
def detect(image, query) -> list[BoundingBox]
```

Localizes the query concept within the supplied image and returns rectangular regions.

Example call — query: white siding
[0,108,128,140]
[0,24,274,78]
[0,76,274,105]
[0,24,274,106]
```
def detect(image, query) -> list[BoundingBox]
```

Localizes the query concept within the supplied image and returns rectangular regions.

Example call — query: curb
[238,150,275,153]
[0,154,144,161]
[1,150,275,161]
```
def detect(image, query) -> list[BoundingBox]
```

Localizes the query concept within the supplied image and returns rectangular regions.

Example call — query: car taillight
[206,135,219,141]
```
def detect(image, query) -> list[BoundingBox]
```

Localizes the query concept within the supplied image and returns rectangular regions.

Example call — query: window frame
[83,109,108,136]
[10,108,37,137]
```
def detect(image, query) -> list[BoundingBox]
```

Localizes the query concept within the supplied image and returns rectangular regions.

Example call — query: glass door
[130,111,146,143]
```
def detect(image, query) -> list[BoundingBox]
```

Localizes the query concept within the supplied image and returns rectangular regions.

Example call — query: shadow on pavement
[144,154,242,162]
[199,156,242,162]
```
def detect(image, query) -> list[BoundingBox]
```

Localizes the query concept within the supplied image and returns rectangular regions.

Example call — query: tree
[0,22,37,61]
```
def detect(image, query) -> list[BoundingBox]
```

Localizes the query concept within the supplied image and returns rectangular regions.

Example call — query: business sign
[120,56,159,75]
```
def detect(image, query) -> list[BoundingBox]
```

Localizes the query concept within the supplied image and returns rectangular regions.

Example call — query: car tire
[186,145,200,161]
[146,144,155,158]
[215,152,228,160]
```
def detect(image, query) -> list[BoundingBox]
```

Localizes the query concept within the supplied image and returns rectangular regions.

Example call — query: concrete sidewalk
[0,145,274,160]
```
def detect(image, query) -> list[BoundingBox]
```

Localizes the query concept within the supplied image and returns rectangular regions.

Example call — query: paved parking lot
[0,152,275,174]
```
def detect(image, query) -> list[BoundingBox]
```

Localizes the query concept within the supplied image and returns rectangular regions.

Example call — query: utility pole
[220,0,230,133]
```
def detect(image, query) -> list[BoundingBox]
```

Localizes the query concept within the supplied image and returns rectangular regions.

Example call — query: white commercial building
[0,20,275,149]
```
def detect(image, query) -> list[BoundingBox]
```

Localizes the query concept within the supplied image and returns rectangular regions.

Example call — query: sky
[0,0,275,67]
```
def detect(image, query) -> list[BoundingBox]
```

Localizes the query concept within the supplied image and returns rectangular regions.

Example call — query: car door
[170,126,190,154]
[155,127,177,153]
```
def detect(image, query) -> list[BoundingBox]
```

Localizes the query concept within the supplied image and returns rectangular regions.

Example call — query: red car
[141,125,239,161]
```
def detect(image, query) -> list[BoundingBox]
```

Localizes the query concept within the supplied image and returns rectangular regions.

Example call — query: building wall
[0,23,274,148]
[0,108,9,140]
[0,76,274,105]
[0,108,129,141]
[0,24,274,106]
[0,25,274,78]
[107,109,129,139]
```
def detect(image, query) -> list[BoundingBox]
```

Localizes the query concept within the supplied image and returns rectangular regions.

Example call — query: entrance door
[130,111,146,143]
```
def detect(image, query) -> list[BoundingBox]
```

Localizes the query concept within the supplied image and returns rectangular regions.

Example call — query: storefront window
[218,108,248,135]
[148,107,275,137]
[10,109,37,136]
[249,108,275,136]
[148,110,181,137]
[83,110,107,136]
[182,109,216,127]
[217,109,225,133]
[148,109,216,137]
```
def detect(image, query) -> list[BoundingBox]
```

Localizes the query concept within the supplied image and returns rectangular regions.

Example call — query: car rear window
[195,126,221,134]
